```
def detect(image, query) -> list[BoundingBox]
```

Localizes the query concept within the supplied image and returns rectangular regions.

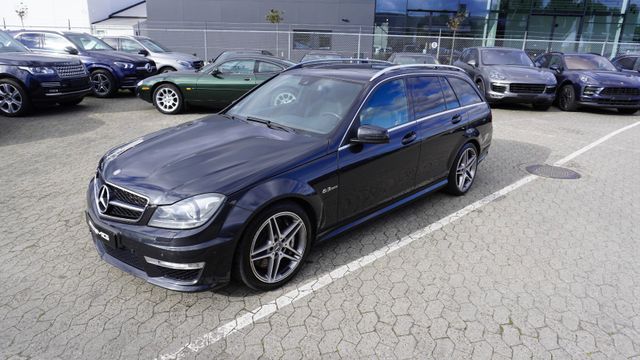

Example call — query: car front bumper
[486,82,556,104]
[577,95,640,109]
[29,76,92,103]
[85,178,248,292]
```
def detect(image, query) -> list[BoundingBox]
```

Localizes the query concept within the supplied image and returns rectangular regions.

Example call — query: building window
[292,30,332,50]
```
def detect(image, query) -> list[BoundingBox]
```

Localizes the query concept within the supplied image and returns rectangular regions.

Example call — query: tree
[15,2,28,29]
[447,8,468,64]
[265,9,284,56]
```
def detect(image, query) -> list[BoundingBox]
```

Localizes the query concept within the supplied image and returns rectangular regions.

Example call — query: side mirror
[211,68,221,76]
[138,49,149,56]
[64,46,78,55]
[549,64,562,73]
[467,59,477,67]
[351,125,389,144]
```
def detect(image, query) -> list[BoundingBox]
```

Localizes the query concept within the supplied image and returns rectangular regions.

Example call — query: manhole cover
[525,164,581,179]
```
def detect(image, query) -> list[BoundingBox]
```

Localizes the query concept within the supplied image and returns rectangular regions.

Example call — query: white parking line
[157,120,640,360]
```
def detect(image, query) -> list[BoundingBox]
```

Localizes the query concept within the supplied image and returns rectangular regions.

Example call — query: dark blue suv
[85,60,492,291]
[0,30,91,117]
[12,30,156,97]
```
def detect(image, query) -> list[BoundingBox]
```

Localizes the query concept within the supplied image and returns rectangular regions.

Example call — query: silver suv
[101,35,203,73]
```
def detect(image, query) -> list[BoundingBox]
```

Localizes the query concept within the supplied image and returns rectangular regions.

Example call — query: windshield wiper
[244,116,294,133]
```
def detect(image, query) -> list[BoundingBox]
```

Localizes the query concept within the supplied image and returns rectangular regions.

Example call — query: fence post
[450,31,456,65]
[522,31,527,51]
[357,26,362,59]
[3,18,6,30]
[436,29,441,62]
[601,39,607,56]
[203,23,208,61]
[287,26,291,60]
[275,23,279,57]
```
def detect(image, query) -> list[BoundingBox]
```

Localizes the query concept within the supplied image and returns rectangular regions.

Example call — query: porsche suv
[86,61,492,291]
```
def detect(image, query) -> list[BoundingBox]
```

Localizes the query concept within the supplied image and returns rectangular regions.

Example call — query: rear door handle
[451,114,462,124]
[243,78,251,81]
[401,131,417,145]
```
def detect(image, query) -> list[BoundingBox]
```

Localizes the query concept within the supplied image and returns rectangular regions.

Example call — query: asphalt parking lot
[1,95,639,360]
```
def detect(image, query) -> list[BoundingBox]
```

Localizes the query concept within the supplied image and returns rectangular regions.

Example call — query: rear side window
[43,33,75,52]
[439,77,460,109]
[360,79,409,129]
[218,60,255,74]
[16,33,42,48]
[447,77,482,106]
[102,37,118,49]
[407,76,445,118]
[257,61,283,73]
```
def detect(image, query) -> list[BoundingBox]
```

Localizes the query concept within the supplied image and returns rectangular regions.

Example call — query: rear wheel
[234,201,312,291]
[446,143,478,196]
[152,84,183,115]
[617,108,638,115]
[558,84,578,111]
[90,69,117,98]
[0,79,30,117]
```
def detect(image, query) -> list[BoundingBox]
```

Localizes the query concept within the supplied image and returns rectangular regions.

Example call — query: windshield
[138,38,171,53]
[564,55,617,71]
[394,55,437,64]
[482,49,533,66]
[66,33,113,51]
[0,32,28,53]
[227,73,364,135]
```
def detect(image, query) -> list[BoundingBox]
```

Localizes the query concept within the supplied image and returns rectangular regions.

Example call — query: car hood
[152,52,200,62]
[0,52,79,66]
[574,70,640,86]
[83,50,149,63]
[101,114,329,204]
[486,65,556,84]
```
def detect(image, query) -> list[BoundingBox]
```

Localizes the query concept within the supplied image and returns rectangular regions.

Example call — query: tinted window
[549,55,563,68]
[257,61,283,73]
[16,33,42,48]
[439,77,460,109]
[448,77,482,106]
[218,60,255,74]
[102,37,118,49]
[534,55,549,68]
[615,57,636,70]
[408,76,445,118]
[120,38,143,53]
[360,79,409,129]
[43,33,75,52]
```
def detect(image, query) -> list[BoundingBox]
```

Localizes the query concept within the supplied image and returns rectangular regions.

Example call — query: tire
[58,97,84,107]
[159,66,177,73]
[446,143,479,196]
[532,102,552,111]
[0,79,30,117]
[558,84,578,111]
[234,201,312,291]
[90,69,117,98]
[476,79,486,97]
[152,83,183,115]
[617,108,638,115]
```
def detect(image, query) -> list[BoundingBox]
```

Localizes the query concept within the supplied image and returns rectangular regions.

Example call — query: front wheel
[446,143,479,196]
[476,79,486,97]
[558,84,578,111]
[90,70,117,98]
[0,79,30,117]
[234,202,312,291]
[152,84,183,115]
[617,108,638,115]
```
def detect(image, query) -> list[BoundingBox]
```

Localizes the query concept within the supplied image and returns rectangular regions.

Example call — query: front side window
[138,38,170,53]
[257,61,283,73]
[66,33,113,51]
[564,55,617,71]
[15,33,42,49]
[447,77,482,106]
[101,37,118,49]
[227,74,364,135]
[615,57,636,70]
[43,33,75,52]
[408,76,445,118]
[217,60,255,74]
[120,38,144,53]
[534,55,549,68]
[360,79,409,129]
[549,55,563,68]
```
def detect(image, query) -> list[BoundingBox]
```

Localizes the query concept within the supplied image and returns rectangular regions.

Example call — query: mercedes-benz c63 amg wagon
[86,60,493,291]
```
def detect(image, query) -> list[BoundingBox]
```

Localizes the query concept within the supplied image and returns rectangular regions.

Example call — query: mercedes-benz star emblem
[98,185,110,214]
[145,63,152,73]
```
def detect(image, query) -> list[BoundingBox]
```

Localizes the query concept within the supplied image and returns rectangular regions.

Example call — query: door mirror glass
[64,46,78,55]
[352,125,389,144]
[467,59,476,67]
[138,49,149,56]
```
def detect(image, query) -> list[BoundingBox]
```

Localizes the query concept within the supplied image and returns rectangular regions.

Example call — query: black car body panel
[86,62,492,291]
[455,47,557,106]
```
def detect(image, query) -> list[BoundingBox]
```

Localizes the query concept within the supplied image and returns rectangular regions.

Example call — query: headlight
[136,80,144,87]
[18,66,56,75]
[489,70,506,80]
[579,74,596,84]
[114,61,134,69]
[177,60,192,68]
[149,193,225,229]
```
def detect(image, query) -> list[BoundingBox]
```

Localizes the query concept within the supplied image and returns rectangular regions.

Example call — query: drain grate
[526,164,581,179]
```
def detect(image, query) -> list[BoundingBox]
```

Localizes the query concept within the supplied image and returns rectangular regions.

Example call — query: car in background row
[0,30,90,117]
[534,52,640,114]
[300,51,349,62]
[137,54,294,114]
[101,35,203,73]
[388,52,438,65]
[213,49,274,64]
[86,60,492,291]
[12,30,156,98]
[455,47,557,110]
[611,54,640,73]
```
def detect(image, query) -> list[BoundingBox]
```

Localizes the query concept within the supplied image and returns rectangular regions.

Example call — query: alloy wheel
[455,147,477,192]
[91,73,111,96]
[249,211,307,284]
[560,87,572,110]
[0,83,23,115]
[155,87,180,112]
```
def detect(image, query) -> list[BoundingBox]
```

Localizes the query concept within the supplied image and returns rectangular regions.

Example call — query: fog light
[144,256,205,270]
[583,86,602,96]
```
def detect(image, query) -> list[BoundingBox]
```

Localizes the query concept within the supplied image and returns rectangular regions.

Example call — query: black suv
[0,30,90,117]
[86,60,492,292]
[535,52,640,114]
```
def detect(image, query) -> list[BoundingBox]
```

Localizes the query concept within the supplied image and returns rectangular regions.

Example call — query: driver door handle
[451,114,462,124]
[401,131,417,145]
[243,77,251,81]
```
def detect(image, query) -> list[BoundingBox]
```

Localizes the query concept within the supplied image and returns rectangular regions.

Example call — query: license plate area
[87,214,119,249]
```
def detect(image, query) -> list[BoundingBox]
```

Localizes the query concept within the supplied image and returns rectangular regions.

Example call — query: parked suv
[534,52,640,114]
[455,47,557,110]
[12,30,156,97]
[86,60,492,291]
[101,35,203,73]
[0,30,90,117]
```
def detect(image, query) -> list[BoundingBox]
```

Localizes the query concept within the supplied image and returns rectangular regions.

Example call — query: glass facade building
[374,0,640,55]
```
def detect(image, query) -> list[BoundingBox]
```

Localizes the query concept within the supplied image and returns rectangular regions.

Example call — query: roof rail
[286,58,392,71]
[370,64,467,81]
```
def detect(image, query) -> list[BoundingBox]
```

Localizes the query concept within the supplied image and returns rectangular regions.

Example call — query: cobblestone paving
[0,97,638,359]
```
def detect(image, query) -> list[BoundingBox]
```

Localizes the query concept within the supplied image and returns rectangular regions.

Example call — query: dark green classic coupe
[136,54,294,114]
